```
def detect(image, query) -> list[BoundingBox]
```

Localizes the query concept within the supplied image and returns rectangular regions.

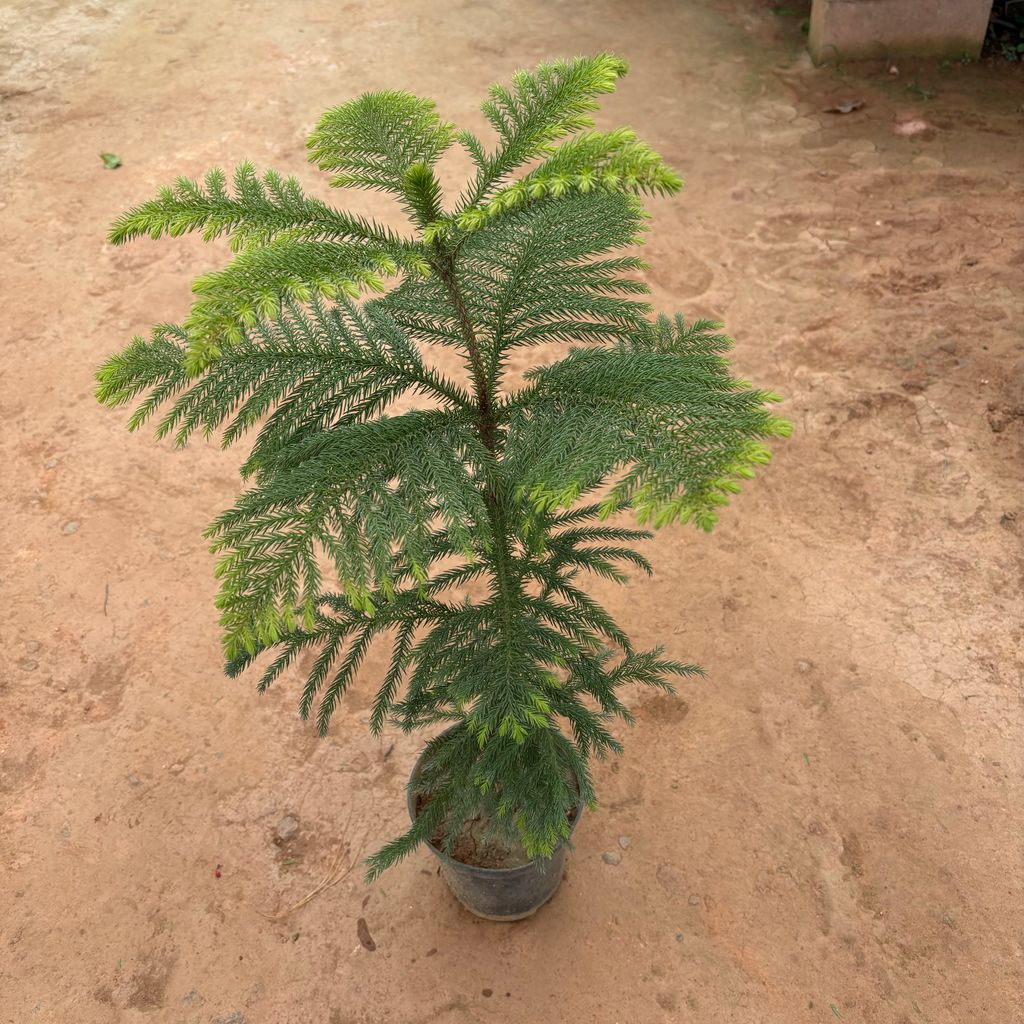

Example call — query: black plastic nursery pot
[407,730,584,922]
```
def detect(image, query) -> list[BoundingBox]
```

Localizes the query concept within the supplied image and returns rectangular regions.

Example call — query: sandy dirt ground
[2,2,1023,1022]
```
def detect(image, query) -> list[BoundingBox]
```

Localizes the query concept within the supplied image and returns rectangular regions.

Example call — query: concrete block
[808,0,992,64]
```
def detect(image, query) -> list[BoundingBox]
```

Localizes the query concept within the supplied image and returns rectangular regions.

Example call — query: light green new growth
[97,54,790,878]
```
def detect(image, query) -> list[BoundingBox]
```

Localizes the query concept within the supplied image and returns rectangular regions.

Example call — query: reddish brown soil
[2,3,1022,1023]
[434,813,533,872]
[422,791,577,870]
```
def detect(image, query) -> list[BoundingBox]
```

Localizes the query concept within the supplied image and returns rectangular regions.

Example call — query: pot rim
[406,722,585,877]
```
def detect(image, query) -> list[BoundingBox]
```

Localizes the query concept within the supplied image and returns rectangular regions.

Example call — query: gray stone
[808,0,991,64]
[617,836,632,849]
[62,520,81,535]
[275,815,300,843]
[688,894,701,906]
[601,851,622,866]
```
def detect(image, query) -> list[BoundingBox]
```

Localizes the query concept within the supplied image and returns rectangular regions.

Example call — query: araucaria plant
[97,55,789,879]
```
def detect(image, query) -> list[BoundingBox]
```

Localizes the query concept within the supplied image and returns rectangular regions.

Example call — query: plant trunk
[433,247,519,610]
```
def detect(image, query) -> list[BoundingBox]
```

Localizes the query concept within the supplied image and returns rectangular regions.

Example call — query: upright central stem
[434,251,495,455]
[433,247,518,617]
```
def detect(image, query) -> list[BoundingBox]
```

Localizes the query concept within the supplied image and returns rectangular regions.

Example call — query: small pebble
[601,851,622,866]
[25,640,41,653]
[44,457,59,469]
[275,815,300,843]
[168,762,185,774]
[17,658,38,672]
[127,773,142,786]
[617,836,632,849]
[211,1014,246,1024]
[62,520,81,535]
[675,932,685,942]
[688,894,701,906]
[482,989,493,998]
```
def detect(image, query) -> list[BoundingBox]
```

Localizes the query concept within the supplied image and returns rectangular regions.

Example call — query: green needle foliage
[96,54,790,879]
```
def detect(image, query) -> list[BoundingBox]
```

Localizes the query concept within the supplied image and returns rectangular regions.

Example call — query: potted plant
[97,54,789,920]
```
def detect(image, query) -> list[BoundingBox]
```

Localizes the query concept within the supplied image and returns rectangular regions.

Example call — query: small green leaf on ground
[100,152,122,170]
[803,752,811,766]
[831,1004,843,1020]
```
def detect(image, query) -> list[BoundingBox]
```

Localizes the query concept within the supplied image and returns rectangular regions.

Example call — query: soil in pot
[416,792,579,869]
